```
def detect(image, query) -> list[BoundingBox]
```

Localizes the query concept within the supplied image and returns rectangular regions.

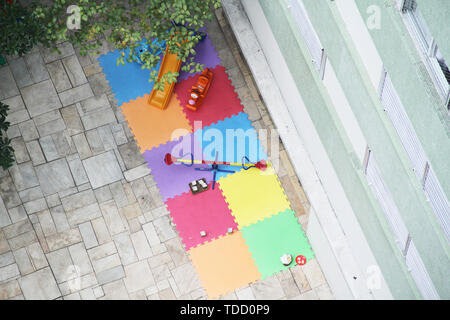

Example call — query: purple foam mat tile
[143,133,214,202]
[178,36,221,81]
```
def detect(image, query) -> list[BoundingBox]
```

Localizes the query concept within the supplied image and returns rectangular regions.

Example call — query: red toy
[295,255,307,266]
[186,68,213,111]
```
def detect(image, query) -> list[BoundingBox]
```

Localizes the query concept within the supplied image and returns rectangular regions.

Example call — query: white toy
[199,180,207,188]
[200,231,207,237]
[280,254,292,266]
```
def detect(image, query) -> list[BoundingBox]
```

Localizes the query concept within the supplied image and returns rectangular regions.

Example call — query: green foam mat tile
[240,209,314,279]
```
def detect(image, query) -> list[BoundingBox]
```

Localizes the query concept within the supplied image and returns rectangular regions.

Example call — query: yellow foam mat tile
[188,231,261,299]
[218,166,291,228]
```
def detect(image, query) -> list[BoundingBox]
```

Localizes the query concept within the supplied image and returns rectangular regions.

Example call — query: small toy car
[186,68,213,111]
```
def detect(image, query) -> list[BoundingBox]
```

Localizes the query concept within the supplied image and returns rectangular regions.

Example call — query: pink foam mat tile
[174,65,244,129]
[165,184,238,250]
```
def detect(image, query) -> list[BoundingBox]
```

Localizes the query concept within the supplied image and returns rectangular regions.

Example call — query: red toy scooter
[186,68,213,111]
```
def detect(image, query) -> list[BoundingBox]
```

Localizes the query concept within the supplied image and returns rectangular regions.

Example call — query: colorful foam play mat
[98,33,314,298]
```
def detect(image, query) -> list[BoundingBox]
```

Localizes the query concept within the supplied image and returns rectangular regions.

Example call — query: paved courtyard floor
[0,9,333,300]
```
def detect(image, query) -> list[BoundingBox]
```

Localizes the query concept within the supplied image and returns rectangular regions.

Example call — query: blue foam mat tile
[98,48,161,106]
[194,112,267,180]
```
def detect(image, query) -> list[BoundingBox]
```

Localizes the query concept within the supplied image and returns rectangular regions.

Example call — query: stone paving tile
[78,221,98,249]
[0,176,21,210]
[86,129,105,155]
[82,151,124,189]
[97,124,116,151]
[6,124,21,139]
[35,159,75,196]
[7,205,27,223]
[113,232,138,266]
[1,96,30,126]
[25,140,46,166]
[0,198,11,228]
[123,260,155,293]
[9,58,33,88]
[49,205,70,233]
[79,287,96,300]
[97,265,125,286]
[13,247,34,275]
[61,105,84,136]
[18,267,61,299]
[37,210,57,237]
[42,42,75,64]
[20,80,61,118]
[0,263,20,282]
[11,137,30,164]
[62,55,87,87]
[27,242,48,270]
[300,258,327,289]
[0,280,22,299]
[110,123,128,146]
[18,119,39,142]
[18,186,43,203]
[99,201,127,236]
[9,162,39,192]
[0,230,9,255]
[23,199,47,215]
[58,272,97,296]
[68,243,93,276]
[46,194,61,209]
[25,52,50,83]
[59,83,94,107]
[47,60,72,93]
[46,248,76,283]
[118,142,145,170]
[8,231,37,251]
[71,133,92,160]
[0,252,15,268]
[45,228,82,252]
[52,131,75,158]
[66,202,101,227]
[0,66,20,100]
[37,119,67,139]
[39,136,60,162]
[88,73,111,96]
[101,278,129,299]
[81,107,116,131]
[91,217,112,245]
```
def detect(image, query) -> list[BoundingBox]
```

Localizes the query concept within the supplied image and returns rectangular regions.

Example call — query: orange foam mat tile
[120,93,192,152]
[188,231,261,299]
